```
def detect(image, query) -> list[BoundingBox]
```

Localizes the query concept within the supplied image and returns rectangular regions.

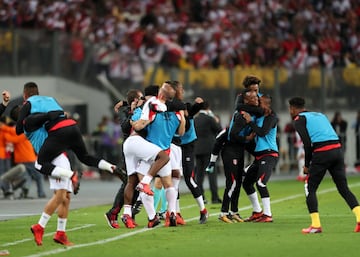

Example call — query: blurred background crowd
[1,0,360,199]
[1,0,360,112]
[1,0,360,69]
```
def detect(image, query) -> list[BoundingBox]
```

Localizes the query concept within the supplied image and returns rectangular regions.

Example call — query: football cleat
[53,231,74,246]
[230,213,244,223]
[71,171,80,195]
[170,212,177,226]
[354,222,360,233]
[244,211,263,222]
[218,214,233,223]
[104,212,120,229]
[254,214,273,223]
[121,214,136,229]
[30,224,44,246]
[176,213,186,225]
[157,211,166,220]
[199,208,209,224]
[135,183,154,196]
[148,215,161,228]
[132,200,143,217]
[165,212,177,227]
[302,226,322,234]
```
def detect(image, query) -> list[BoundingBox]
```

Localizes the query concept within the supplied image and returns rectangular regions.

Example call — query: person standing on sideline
[0,90,12,199]
[207,89,262,223]
[104,89,144,229]
[194,100,222,204]
[288,97,360,234]
[331,111,348,155]
[352,110,360,167]
[172,81,209,224]
[122,82,184,228]
[242,94,279,223]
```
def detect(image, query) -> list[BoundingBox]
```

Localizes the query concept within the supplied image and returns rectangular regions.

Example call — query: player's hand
[2,90,10,106]
[206,162,215,173]
[114,100,124,113]
[194,97,203,104]
[241,111,251,123]
[303,167,309,175]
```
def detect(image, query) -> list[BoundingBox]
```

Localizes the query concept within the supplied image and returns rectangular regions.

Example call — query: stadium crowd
[1,0,360,80]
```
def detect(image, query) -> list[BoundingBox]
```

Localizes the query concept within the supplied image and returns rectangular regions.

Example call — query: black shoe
[148,215,161,228]
[169,212,177,227]
[211,198,222,204]
[199,208,209,224]
[156,211,166,220]
[131,200,142,217]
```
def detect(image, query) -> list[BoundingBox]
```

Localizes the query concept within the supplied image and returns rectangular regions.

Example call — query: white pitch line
[12,182,360,257]
[0,213,42,218]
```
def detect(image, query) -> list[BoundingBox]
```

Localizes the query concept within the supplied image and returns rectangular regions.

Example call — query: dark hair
[201,100,209,110]
[288,97,305,108]
[261,94,272,102]
[10,105,21,121]
[126,89,142,104]
[242,75,261,88]
[23,82,39,97]
[170,80,183,100]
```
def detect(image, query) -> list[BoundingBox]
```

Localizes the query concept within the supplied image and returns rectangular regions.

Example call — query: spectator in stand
[1,0,360,72]
[331,111,348,155]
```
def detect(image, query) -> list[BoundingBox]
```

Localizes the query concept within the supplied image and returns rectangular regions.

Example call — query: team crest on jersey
[261,160,266,165]
[233,159,238,165]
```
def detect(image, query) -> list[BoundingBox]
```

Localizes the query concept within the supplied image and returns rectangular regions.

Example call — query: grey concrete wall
[0,76,113,133]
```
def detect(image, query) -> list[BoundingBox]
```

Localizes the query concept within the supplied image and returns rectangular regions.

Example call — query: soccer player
[9,98,75,246]
[234,75,262,111]
[172,80,209,224]
[104,89,144,229]
[288,97,360,233]
[15,82,116,182]
[122,82,185,228]
[242,94,279,223]
[207,89,261,223]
